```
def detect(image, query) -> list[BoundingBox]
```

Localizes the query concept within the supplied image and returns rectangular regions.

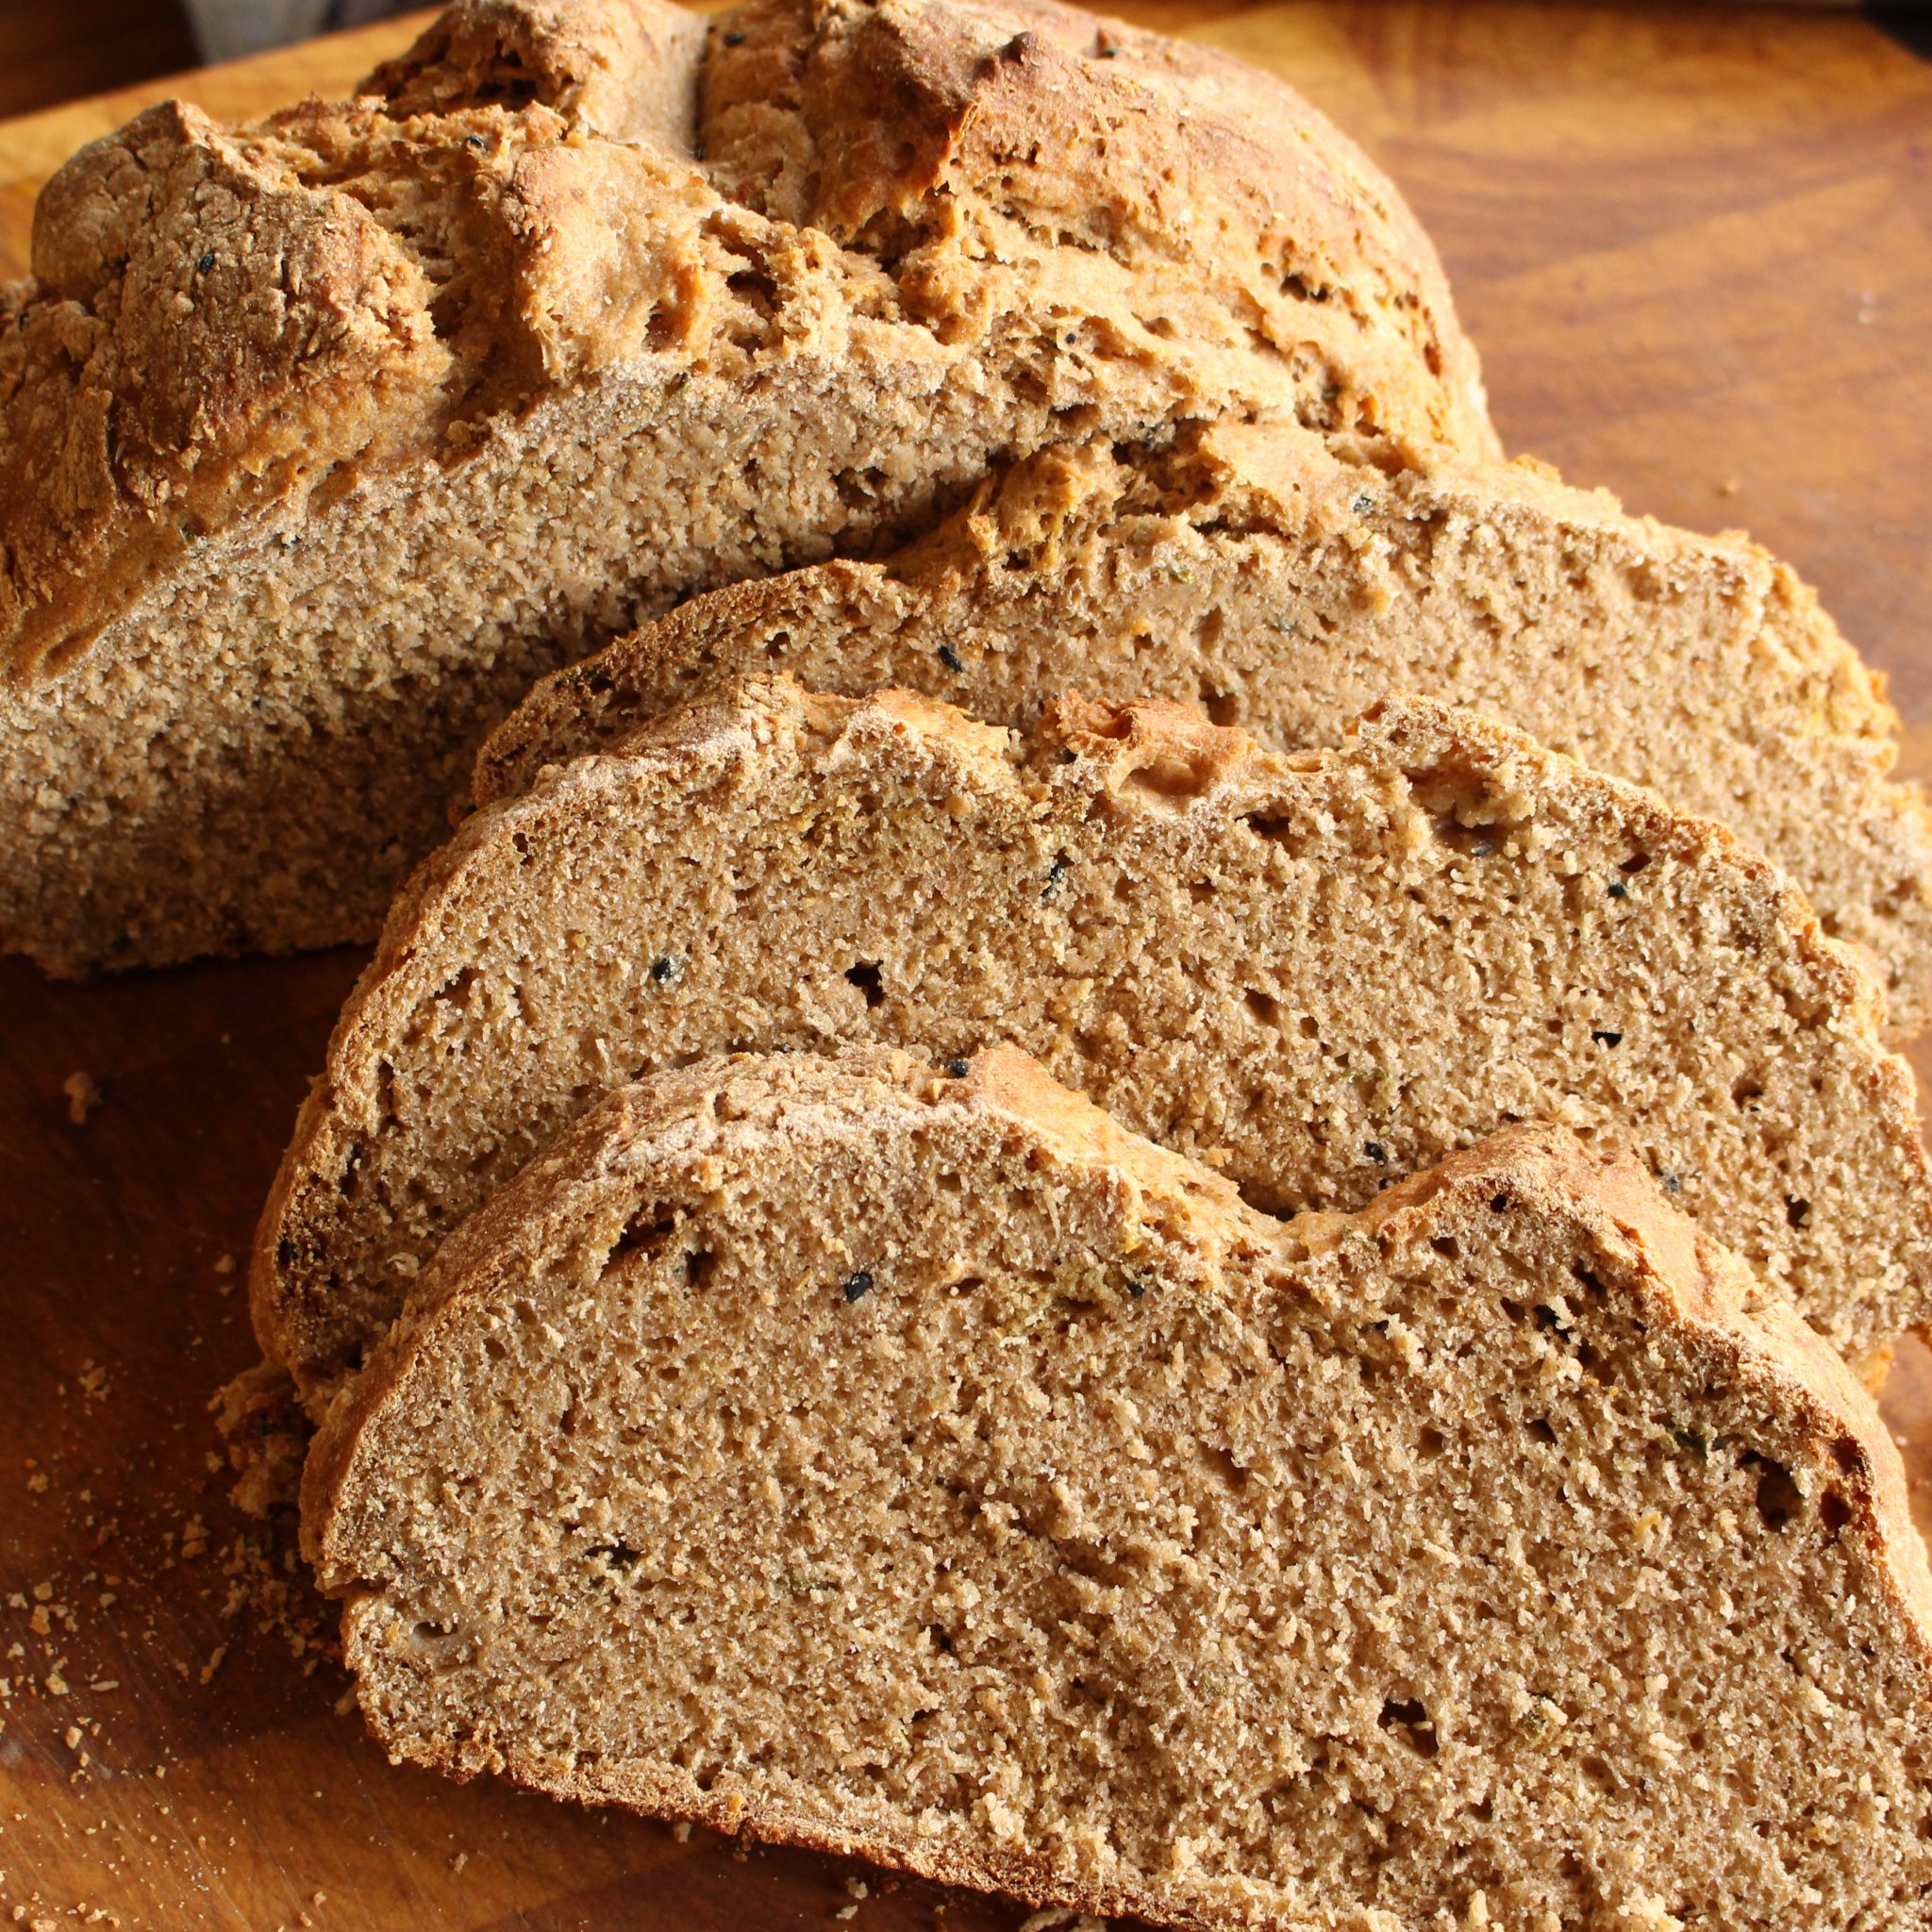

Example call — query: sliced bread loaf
[477,419,1932,1034]
[0,0,1490,976]
[253,674,1931,1403]
[306,1044,1932,1932]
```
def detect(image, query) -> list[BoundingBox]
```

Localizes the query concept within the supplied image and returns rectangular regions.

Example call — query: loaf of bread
[251,675,1930,1408]
[306,1044,1932,1932]
[0,0,1490,976]
[478,419,1932,1035]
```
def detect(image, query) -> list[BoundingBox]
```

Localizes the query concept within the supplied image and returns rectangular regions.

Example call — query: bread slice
[476,419,1932,1035]
[0,0,1491,977]
[252,673,1932,1404]
[306,1044,1932,1932]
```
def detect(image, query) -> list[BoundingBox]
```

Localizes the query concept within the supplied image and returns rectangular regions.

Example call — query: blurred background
[5,0,1928,119]
[3,0,406,115]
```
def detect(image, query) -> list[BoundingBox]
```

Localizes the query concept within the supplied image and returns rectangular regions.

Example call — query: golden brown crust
[0,0,1489,692]
[704,0,1491,455]
[1,0,1513,986]
[361,0,709,142]
[2,100,453,679]
[0,4,733,688]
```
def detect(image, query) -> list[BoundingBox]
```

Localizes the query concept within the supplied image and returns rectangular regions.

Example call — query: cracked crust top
[0,0,1491,685]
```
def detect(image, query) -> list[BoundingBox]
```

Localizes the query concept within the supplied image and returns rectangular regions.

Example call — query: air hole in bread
[1377,1698,1438,1758]
[1747,1454,1803,1531]
[611,1211,676,1262]
[439,966,479,1009]
[836,466,890,511]
[643,301,682,353]
[1241,812,1299,849]
[724,267,777,317]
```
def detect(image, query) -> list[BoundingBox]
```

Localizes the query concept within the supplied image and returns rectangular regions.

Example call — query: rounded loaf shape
[307,1045,1932,1932]
[478,420,1932,1035]
[0,0,1490,976]
[252,674,1932,1400]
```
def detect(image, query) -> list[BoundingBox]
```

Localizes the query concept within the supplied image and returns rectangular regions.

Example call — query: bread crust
[0,0,1488,686]
[306,1047,1932,1932]
[0,0,1499,976]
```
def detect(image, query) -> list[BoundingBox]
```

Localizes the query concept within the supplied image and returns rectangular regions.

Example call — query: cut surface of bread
[306,1046,1932,1932]
[254,674,1932,1403]
[0,0,1491,976]
[478,419,1932,1034]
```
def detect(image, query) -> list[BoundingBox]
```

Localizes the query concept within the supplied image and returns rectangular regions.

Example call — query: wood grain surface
[3,7,1931,1928]
[0,0,195,123]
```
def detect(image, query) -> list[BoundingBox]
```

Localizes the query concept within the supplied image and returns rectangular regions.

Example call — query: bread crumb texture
[479,420,1932,1034]
[306,1046,1932,1932]
[0,0,1488,976]
[253,675,1930,1406]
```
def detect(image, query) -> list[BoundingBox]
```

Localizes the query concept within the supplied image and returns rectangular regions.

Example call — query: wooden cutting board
[4,7,1931,1927]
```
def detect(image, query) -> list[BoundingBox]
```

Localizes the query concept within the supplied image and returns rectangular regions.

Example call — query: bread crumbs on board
[3,1390,341,1928]
[59,1074,102,1126]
